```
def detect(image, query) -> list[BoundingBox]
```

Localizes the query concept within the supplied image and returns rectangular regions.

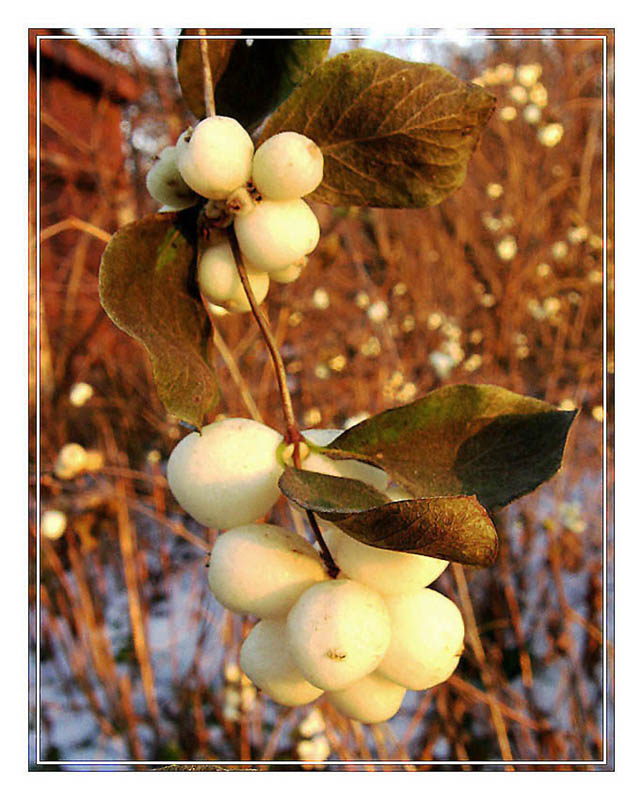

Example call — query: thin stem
[199,31,216,117]
[200,291,263,423]
[226,227,339,578]
[227,228,299,441]
[307,511,340,578]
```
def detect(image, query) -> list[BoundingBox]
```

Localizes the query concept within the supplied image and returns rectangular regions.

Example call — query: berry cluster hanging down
[166,418,465,724]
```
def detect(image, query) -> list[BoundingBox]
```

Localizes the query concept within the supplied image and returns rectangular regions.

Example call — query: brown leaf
[279,467,498,567]
[98,211,218,428]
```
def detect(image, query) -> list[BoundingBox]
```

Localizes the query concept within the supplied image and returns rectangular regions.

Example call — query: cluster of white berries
[146,116,324,314]
[166,418,465,724]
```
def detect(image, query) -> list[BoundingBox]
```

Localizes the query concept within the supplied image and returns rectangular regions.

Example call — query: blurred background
[28,28,614,770]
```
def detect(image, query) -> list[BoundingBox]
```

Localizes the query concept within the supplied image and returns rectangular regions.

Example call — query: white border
[31,29,612,771]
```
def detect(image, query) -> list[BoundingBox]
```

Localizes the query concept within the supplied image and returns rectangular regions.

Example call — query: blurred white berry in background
[54,442,88,480]
[41,509,68,540]
[69,381,94,407]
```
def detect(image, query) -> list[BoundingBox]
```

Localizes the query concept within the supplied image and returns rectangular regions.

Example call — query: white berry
[198,239,269,311]
[302,451,389,492]
[234,199,320,272]
[225,270,269,312]
[252,132,323,200]
[301,429,389,492]
[54,442,87,479]
[327,671,406,724]
[269,258,306,284]
[176,118,254,200]
[240,619,324,706]
[146,146,198,210]
[41,509,68,541]
[286,579,391,691]
[208,523,325,618]
[166,418,283,529]
[323,523,448,595]
[376,589,465,690]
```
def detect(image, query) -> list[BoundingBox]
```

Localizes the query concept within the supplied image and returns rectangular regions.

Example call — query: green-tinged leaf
[259,48,495,208]
[279,467,498,567]
[98,211,218,428]
[281,467,391,513]
[325,384,576,509]
[453,410,577,509]
[176,29,330,130]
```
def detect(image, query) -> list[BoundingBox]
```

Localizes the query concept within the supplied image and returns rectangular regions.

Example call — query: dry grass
[29,30,613,771]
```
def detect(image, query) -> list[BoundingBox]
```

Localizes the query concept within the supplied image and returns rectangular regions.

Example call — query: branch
[199,30,216,117]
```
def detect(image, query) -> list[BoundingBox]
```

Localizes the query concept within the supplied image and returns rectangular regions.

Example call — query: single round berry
[252,132,323,200]
[376,589,465,690]
[327,671,406,724]
[146,146,198,210]
[198,238,240,303]
[41,509,68,541]
[286,579,391,691]
[208,523,325,618]
[166,418,283,529]
[176,117,254,200]
[241,619,324,706]
[54,442,88,480]
[198,239,269,311]
[322,523,449,595]
[234,198,320,272]
[225,269,270,313]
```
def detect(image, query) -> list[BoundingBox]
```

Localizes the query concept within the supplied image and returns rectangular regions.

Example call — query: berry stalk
[227,228,299,442]
[227,229,339,578]
[199,30,216,117]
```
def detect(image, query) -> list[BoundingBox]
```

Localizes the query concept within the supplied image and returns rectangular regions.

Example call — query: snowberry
[296,735,331,763]
[166,418,283,529]
[54,442,87,480]
[225,270,270,312]
[252,132,324,200]
[302,452,389,492]
[301,428,343,446]
[69,381,94,407]
[234,199,320,272]
[269,257,306,284]
[298,708,326,738]
[198,239,269,311]
[176,117,254,200]
[198,239,238,301]
[286,579,391,691]
[41,509,68,541]
[323,523,448,595]
[376,589,465,690]
[326,671,406,724]
[146,146,198,210]
[208,523,325,618]
[301,429,389,492]
[240,619,324,706]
